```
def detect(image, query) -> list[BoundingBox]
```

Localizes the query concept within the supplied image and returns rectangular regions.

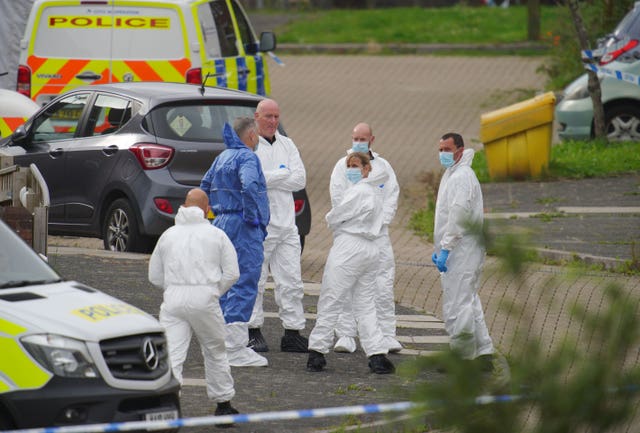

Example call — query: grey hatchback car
[0,82,311,252]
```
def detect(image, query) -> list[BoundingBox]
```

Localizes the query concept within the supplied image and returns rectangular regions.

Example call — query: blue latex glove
[435,249,450,273]
[279,164,287,169]
[431,252,438,265]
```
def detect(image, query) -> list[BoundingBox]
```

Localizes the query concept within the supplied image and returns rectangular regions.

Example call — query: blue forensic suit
[200,123,270,324]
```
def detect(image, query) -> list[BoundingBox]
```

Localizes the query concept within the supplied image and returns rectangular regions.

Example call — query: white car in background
[0,88,40,138]
[555,1,640,142]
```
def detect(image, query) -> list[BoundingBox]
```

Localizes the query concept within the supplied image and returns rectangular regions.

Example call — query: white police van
[0,218,180,430]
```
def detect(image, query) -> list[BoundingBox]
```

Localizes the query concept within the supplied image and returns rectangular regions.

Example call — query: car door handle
[49,148,64,158]
[238,67,251,76]
[102,145,118,156]
[76,71,102,81]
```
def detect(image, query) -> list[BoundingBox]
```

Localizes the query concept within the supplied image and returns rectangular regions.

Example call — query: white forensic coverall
[330,150,400,351]
[434,148,494,360]
[308,174,388,357]
[249,131,307,331]
[149,205,240,403]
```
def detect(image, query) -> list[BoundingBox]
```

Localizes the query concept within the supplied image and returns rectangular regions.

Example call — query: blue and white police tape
[0,394,532,433]
[0,401,414,433]
[581,47,640,87]
[583,63,640,87]
[268,51,285,66]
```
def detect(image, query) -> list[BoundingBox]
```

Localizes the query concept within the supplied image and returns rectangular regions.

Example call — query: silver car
[0,82,311,252]
[555,1,640,141]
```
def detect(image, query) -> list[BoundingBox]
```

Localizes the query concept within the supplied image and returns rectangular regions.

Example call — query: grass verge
[264,6,562,46]
[410,140,640,273]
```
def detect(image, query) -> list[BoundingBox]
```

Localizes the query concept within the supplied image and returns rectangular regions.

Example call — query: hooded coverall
[249,131,307,332]
[308,175,388,357]
[434,148,494,360]
[329,150,401,352]
[149,205,240,403]
[200,123,270,366]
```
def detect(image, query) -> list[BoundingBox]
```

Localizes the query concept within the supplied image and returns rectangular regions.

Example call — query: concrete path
[264,54,545,295]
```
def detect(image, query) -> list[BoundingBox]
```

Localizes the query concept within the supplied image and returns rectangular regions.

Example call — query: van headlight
[21,334,99,378]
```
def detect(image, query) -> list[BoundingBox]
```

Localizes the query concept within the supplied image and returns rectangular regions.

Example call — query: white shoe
[384,336,403,353]
[333,336,356,353]
[227,347,268,367]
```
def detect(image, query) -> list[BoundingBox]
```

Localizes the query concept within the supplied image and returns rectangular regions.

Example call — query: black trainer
[281,329,309,353]
[368,354,395,374]
[214,401,239,428]
[248,327,269,352]
[306,350,326,372]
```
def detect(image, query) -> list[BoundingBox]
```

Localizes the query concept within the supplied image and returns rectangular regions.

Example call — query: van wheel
[604,103,640,142]
[103,198,150,253]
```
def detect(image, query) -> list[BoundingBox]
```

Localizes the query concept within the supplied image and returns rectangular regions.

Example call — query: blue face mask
[351,141,369,153]
[439,151,455,168]
[346,167,362,184]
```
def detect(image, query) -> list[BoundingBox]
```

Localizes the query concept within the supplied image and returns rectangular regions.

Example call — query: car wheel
[103,198,149,253]
[604,103,640,142]
[0,410,14,430]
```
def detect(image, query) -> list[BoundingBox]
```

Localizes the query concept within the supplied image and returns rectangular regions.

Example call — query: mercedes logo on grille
[141,337,159,371]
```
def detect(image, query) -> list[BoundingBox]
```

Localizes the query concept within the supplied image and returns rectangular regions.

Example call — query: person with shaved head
[329,122,402,355]
[149,188,240,422]
[248,98,309,354]
[149,188,241,419]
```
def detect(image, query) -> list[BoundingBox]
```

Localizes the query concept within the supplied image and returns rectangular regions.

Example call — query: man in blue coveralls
[201,117,270,367]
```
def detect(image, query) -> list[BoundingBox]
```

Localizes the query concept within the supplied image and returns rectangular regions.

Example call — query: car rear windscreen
[144,103,257,142]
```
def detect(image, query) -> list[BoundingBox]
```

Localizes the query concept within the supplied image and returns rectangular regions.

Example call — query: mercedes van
[17,0,276,106]
[0,218,181,429]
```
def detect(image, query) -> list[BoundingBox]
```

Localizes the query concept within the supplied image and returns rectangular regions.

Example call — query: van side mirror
[259,32,276,53]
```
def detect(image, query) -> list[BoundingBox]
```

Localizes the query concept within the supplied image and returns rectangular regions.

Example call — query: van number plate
[145,410,179,422]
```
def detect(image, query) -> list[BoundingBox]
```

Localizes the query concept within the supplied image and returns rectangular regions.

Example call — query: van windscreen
[33,6,185,60]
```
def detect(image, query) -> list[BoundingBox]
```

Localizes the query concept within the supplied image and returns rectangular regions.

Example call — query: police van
[0,89,39,138]
[0,218,180,429]
[17,0,276,106]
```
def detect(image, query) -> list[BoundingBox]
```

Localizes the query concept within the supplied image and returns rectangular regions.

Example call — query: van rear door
[24,2,190,105]
[195,0,270,96]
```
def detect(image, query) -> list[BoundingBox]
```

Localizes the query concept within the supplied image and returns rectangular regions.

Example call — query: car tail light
[154,198,174,214]
[294,199,305,215]
[129,143,174,170]
[600,39,639,65]
[186,68,202,85]
[17,65,31,98]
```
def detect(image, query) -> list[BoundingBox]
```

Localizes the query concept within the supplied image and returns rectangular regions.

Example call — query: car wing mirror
[259,32,276,53]
[11,124,28,142]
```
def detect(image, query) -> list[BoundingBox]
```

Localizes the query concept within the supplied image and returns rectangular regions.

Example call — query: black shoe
[248,328,269,352]
[475,354,495,372]
[281,329,309,353]
[214,401,239,428]
[368,354,395,374]
[306,350,326,372]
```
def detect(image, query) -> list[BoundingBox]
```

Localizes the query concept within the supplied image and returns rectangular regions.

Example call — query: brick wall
[0,206,33,246]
